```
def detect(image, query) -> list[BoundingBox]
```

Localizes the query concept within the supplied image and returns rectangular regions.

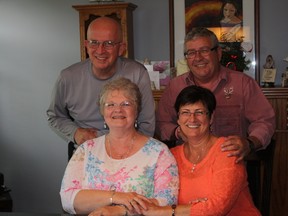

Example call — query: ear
[118,42,127,56]
[84,40,89,49]
[217,46,222,62]
[210,112,215,126]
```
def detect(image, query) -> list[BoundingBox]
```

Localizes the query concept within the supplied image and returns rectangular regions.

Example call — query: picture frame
[262,69,276,83]
[169,0,260,82]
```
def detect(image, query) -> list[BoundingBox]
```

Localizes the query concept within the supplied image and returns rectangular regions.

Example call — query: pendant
[191,163,197,173]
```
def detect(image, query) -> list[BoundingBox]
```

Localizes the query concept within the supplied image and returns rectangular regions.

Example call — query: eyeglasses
[178,110,209,118]
[87,40,121,50]
[184,46,218,59]
[104,101,133,110]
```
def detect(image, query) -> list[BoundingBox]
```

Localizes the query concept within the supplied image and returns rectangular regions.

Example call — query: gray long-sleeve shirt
[47,57,155,142]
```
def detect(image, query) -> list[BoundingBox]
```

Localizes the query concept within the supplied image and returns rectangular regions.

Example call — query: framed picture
[169,0,260,82]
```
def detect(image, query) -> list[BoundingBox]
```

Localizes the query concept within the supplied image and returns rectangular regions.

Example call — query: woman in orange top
[142,85,260,215]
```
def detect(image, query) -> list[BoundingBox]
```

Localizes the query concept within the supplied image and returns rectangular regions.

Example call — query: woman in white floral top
[60,77,179,215]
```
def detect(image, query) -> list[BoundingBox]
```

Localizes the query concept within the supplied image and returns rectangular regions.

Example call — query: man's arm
[155,84,179,141]
[46,76,79,142]
[244,78,276,148]
[221,78,276,162]
[136,69,155,137]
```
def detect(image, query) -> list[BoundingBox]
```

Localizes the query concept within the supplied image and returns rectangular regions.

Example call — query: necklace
[188,136,211,173]
[191,155,200,173]
[106,134,135,190]
[107,134,135,159]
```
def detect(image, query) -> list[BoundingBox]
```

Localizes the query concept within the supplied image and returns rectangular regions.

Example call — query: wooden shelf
[73,3,137,60]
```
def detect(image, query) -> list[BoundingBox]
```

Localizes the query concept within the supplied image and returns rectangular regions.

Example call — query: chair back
[246,139,276,216]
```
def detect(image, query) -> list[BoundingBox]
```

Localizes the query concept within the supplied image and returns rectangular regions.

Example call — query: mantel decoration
[262,55,276,87]
[220,40,251,72]
[281,56,288,87]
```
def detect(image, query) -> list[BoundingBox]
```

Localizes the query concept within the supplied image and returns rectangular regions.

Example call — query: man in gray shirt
[47,17,155,157]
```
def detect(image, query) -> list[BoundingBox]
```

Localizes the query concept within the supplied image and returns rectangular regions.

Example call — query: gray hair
[184,27,219,53]
[99,77,142,115]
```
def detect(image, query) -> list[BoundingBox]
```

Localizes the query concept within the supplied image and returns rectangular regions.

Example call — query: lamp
[284,56,288,63]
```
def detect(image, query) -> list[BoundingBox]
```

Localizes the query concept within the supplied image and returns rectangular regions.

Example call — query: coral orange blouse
[171,137,261,216]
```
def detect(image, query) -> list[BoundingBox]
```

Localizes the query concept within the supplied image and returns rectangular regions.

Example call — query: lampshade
[284,56,288,62]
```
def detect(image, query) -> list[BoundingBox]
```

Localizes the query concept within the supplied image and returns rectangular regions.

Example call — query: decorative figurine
[263,55,275,69]
[281,67,288,87]
[262,55,276,87]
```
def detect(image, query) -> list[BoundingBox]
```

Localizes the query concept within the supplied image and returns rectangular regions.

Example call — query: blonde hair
[99,77,142,115]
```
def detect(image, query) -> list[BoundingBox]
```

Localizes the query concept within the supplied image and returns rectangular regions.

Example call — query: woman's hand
[88,205,126,216]
[140,201,169,216]
[142,198,208,216]
[189,197,208,204]
[112,191,152,214]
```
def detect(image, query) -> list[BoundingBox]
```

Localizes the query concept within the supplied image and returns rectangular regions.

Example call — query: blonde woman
[60,77,178,216]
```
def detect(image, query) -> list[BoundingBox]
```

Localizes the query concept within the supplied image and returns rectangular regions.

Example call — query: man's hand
[221,136,250,163]
[74,128,97,145]
[176,126,187,142]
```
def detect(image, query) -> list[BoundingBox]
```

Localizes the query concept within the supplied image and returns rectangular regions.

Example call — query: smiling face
[103,90,137,130]
[177,101,212,140]
[85,17,126,78]
[185,36,222,83]
[223,3,237,19]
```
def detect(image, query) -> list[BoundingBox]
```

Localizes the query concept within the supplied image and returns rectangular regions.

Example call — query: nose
[95,44,106,53]
[113,104,124,111]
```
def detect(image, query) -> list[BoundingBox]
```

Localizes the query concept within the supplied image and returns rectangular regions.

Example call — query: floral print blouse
[60,135,179,214]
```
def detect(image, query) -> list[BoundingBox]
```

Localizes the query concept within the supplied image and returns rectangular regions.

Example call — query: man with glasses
[156,27,275,162]
[47,17,155,159]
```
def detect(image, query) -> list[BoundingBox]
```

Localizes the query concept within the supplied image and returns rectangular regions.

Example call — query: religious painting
[170,0,259,80]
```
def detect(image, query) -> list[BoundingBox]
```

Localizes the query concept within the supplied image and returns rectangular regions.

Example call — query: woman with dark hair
[143,85,260,215]
[219,0,243,42]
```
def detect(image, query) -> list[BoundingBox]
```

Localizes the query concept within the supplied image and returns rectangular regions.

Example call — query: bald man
[47,17,155,157]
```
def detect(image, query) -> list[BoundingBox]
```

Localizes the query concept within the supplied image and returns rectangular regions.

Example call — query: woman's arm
[189,150,247,215]
[88,205,128,216]
[74,190,153,214]
[153,145,179,206]
[143,203,192,216]
[60,143,122,214]
[74,189,115,214]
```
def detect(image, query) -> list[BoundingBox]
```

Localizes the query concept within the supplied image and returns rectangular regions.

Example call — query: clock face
[241,42,253,52]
